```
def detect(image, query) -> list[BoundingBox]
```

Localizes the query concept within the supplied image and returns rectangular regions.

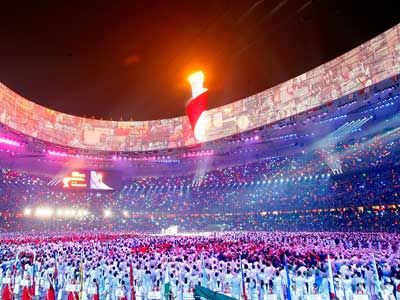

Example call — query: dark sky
[0,0,398,121]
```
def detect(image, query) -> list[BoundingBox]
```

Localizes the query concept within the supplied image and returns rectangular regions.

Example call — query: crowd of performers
[0,232,399,300]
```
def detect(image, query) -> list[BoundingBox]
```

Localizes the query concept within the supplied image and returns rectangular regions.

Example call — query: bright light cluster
[183,150,213,158]
[0,136,21,147]
[229,135,260,144]
[47,150,179,163]
[34,207,54,218]
[47,150,69,157]
[47,150,107,161]
[22,207,135,220]
[56,208,89,218]
[24,207,89,218]
[103,209,112,218]
[112,155,177,163]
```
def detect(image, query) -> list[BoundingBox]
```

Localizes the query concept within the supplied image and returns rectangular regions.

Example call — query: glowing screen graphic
[53,170,118,191]
[90,171,113,190]
[62,171,87,188]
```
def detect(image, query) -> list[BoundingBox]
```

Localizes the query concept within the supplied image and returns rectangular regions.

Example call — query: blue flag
[283,255,292,300]
[239,254,247,300]
[54,251,59,297]
[372,255,382,298]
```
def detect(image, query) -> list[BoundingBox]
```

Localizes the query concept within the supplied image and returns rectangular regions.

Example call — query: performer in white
[1,269,13,300]
[294,271,306,300]
[231,271,241,300]
[342,275,353,300]
[272,270,284,300]
[14,269,22,299]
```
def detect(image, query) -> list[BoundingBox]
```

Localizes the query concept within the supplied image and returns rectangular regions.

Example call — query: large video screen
[50,170,119,191]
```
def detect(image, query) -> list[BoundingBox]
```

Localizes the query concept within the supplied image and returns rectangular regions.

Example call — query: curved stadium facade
[0,25,399,232]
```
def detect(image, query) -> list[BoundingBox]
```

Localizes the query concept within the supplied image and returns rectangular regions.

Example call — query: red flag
[2,281,13,300]
[22,286,32,300]
[129,261,136,300]
[30,258,36,299]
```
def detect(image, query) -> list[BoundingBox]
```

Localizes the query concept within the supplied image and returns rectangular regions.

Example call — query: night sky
[0,0,398,121]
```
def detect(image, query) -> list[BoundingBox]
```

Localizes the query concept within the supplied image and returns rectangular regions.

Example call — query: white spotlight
[35,207,54,218]
[104,209,112,218]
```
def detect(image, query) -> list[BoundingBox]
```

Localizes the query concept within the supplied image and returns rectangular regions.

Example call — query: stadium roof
[0,73,399,178]
[0,24,400,152]
[0,1,398,121]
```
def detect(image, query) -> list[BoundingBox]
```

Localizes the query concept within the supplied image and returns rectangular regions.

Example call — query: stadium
[0,2,399,300]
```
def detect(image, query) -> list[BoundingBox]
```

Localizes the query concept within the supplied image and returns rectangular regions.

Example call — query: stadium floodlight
[104,209,112,218]
[23,208,32,216]
[35,207,54,218]
[0,136,21,147]
[64,209,74,217]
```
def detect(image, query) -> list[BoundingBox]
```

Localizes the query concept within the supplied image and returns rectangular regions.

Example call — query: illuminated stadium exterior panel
[0,25,400,152]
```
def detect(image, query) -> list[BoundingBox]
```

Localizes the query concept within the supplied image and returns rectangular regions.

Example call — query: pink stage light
[0,137,21,147]
[48,150,110,161]
[183,150,214,158]
[47,150,68,157]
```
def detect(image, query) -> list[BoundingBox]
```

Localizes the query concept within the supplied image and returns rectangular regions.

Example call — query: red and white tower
[186,71,208,142]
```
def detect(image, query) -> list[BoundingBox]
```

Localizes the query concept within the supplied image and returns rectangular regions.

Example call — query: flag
[372,255,382,298]
[54,251,59,297]
[12,250,20,289]
[99,263,106,300]
[327,255,335,299]
[30,252,36,297]
[13,250,21,273]
[239,254,247,300]
[194,285,236,300]
[79,251,85,300]
[163,264,171,300]
[201,254,208,287]
[129,261,136,300]
[283,255,292,300]
[104,242,109,257]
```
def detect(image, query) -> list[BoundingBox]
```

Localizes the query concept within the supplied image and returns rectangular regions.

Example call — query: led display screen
[51,170,120,191]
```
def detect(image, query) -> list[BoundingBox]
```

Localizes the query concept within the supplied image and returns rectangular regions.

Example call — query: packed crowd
[0,166,398,213]
[0,164,399,232]
[0,232,399,300]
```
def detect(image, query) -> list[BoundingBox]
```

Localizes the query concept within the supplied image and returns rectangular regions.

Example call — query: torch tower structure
[186,71,208,142]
